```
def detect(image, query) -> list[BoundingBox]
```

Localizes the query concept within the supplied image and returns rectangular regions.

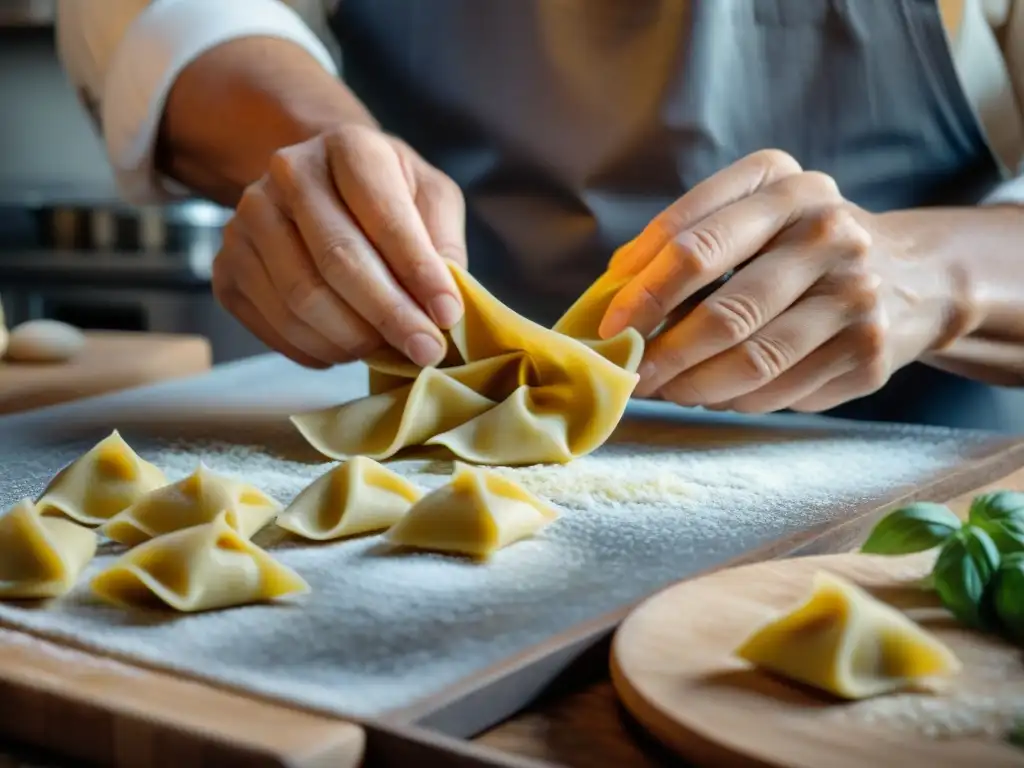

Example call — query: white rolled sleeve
[56,0,338,205]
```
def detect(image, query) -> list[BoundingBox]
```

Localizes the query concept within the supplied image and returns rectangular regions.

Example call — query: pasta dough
[276,456,423,541]
[91,512,309,612]
[386,462,559,558]
[734,570,961,699]
[36,430,168,526]
[291,262,644,465]
[0,498,97,599]
[100,463,280,547]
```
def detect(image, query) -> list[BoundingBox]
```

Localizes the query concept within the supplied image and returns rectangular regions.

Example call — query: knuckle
[703,293,763,344]
[850,318,887,365]
[800,170,842,200]
[807,206,854,243]
[672,227,726,275]
[839,269,882,316]
[775,170,841,205]
[314,238,361,280]
[739,334,792,382]
[752,148,802,177]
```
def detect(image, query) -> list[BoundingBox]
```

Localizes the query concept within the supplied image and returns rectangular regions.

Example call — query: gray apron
[329,0,1022,432]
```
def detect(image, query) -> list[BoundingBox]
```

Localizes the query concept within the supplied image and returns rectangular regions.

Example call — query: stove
[0,200,269,364]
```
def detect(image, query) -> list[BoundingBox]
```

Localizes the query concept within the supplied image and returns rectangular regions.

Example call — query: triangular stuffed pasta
[276,456,423,541]
[386,462,559,558]
[0,498,97,599]
[100,463,280,547]
[735,570,962,699]
[36,430,168,526]
[91,511,309,612]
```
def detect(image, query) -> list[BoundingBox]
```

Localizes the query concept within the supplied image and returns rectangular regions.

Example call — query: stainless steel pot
[33,200,231,269]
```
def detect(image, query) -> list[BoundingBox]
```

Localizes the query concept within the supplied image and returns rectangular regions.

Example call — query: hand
[599,149,972,413]
[212,125,467,369]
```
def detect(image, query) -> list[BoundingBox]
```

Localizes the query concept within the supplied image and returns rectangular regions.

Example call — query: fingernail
[405,333,444,367]
[637,360,658,382]
[428,293,463,329]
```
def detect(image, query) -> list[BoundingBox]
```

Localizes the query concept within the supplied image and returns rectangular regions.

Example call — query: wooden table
[4,462,1021,767]
[0,331,212,415]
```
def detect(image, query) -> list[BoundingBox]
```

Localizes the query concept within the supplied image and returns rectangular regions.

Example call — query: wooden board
[0,627,550,768]
[397,430,1024,737]
[0,331,212,415]
[611,551,1024,768]
[4,353,1024,766]
[475,468,1024,767]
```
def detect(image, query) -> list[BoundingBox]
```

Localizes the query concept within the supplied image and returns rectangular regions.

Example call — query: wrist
[157,36,378,205]
[875,207,989,352]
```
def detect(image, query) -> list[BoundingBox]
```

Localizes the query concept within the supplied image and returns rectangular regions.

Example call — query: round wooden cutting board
[611,552,1024,768]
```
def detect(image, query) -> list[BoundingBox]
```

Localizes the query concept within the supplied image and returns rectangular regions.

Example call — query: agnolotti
[276,456,423,541]
[0,498,97,599]
[91,512,309,613]
[100,463,280,547]
[291,262,644,466]
[36,430,168,526]
[386,462,559,558]
[734,570,961,700]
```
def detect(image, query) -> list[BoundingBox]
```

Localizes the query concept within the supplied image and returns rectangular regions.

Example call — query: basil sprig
[860,502,962,555]
[859,490,1024,643]
[969,491,1024,554]
[993,552,1024,643]
[932,527,1001,630]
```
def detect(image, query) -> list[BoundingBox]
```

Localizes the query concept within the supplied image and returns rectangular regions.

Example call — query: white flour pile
[0,427,988,718]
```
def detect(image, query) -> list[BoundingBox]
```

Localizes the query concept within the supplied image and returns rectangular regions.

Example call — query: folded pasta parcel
[36,430,168,526]
[0,498,97,599]
[276,455,423,541]
[92,511,309,613]
[734,570,961,699]
[291,263,645,466]
[101,462,280,546]
[386,462,559,558]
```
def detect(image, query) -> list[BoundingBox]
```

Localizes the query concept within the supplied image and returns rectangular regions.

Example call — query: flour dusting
[0,426,991,718]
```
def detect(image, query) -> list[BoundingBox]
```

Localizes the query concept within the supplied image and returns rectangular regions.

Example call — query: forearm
[156,37,378,207]
[880,205,1024,386]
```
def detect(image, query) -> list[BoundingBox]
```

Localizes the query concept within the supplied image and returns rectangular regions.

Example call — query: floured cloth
[0,408,988,718]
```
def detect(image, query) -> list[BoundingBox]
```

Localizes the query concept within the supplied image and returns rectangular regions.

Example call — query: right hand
[212,124,467,369]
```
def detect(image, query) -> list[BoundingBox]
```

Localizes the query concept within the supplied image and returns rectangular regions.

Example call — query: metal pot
[33,200,231,269]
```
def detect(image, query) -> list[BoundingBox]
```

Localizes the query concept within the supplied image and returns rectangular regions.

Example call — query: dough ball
[5,320,86,363]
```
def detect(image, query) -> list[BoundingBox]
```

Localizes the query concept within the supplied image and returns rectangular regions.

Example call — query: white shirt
[55,0,1024,206]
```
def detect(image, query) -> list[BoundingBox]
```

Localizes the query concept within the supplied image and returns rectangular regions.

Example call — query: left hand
[599,149,970,413]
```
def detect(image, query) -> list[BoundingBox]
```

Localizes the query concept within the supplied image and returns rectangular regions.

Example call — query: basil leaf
[993,551,1024,643]
[860,502,962,555]
[968,491,1024,554]
[933,527,1001,630]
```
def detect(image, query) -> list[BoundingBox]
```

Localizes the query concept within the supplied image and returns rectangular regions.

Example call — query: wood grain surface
[472,467,1024,767]
[2,459,1024,767]
[611,551,1024,767]
[0,332,212,415]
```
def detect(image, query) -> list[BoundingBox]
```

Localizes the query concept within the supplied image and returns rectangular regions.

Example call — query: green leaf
[993,551,1024,643]
[933,527,1001,629]
[1008,718,1024,749]
[860,502,962,555]
[968,491,1024,554]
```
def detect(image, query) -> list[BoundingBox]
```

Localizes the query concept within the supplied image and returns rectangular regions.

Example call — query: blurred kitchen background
[0,0,335,364]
